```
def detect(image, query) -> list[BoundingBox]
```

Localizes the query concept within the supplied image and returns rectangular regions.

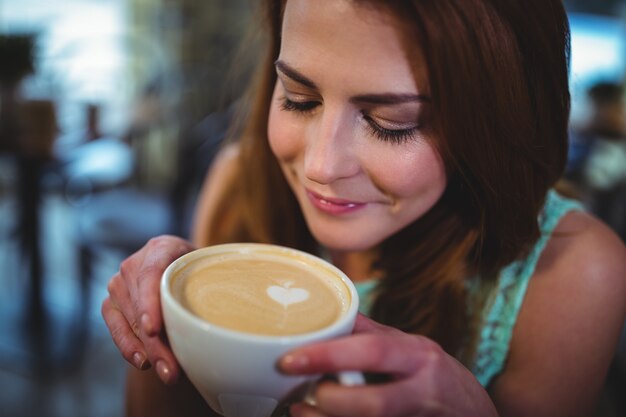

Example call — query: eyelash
[280,98,318,113]
[279,97,418,144]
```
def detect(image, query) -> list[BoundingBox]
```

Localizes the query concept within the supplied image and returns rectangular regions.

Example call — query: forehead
[280,0,429,94]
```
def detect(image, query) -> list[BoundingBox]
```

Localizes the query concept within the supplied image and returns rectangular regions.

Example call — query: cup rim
[161,242,360,344]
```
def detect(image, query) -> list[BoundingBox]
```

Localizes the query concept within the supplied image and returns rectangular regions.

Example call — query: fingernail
[156,360,171,383]
[133,352,150,370]
[141,313,153,335]
[280,354,309,372]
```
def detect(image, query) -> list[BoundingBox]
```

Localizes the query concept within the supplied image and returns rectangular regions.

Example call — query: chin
[308,226,383,252]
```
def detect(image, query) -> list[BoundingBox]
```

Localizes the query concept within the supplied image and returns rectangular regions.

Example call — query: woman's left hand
[279,314,498,417]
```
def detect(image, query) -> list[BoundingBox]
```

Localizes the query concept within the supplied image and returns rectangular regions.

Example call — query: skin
[102,1,626,416]
[267,0,445,254]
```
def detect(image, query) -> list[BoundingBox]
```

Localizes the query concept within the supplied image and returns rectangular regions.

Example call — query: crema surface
[171,255,350,336]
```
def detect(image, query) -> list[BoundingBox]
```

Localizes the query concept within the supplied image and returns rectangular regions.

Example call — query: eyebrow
[275,59,430,105]
[275,60,318,89]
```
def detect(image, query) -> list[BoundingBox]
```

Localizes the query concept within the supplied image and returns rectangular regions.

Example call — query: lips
[305,189,367,215]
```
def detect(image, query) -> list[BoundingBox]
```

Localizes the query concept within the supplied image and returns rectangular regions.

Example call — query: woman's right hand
[102,235,196,384]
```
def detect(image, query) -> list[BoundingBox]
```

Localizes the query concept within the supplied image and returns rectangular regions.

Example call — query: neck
[327,249,379,283]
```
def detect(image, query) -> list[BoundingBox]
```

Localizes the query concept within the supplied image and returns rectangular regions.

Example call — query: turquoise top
[354,189,584,387]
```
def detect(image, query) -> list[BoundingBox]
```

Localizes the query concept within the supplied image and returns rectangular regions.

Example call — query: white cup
[161,243,362,417]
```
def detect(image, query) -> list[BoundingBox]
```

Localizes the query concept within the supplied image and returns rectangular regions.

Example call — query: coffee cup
[161,243,362,417]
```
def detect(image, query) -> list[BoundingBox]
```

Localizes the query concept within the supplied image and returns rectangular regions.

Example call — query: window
[1,0,130,139]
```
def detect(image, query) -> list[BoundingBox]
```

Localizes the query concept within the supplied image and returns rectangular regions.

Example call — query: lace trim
[470,190,584,386]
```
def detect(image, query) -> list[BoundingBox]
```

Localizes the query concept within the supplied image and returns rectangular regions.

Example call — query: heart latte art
[170,253,350,336]
[267,282,309,307]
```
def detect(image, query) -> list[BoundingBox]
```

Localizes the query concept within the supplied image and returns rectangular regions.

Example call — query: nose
[304,107,360,184]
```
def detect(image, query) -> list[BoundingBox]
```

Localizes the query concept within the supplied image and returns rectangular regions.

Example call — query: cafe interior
[0,0,625,416]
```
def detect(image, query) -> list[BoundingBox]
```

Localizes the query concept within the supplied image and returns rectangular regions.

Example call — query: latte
[170,251,351,336]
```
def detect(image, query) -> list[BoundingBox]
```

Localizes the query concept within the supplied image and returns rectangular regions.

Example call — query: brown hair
[207,0,571,356]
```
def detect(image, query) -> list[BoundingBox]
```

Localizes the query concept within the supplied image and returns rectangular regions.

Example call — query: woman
[102,0,626,416]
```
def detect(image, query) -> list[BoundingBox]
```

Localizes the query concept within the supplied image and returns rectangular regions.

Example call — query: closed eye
[363,115,418,144]
[280,97,320,113]
[280,95,419,144]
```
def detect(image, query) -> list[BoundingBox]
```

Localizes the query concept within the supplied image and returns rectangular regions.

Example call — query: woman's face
[268,0,446,252]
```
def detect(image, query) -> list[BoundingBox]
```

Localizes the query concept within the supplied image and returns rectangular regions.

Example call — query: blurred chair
[0,97,62,372]
[14,100,58,323]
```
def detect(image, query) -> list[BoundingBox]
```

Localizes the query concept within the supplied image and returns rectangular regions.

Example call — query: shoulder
[490,210,626,416]
[532,211,626,338]
[537,210,626,297]
[191,143,241,246]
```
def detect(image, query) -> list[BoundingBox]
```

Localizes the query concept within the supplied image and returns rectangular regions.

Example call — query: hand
[279,314,498,417]
[102,235,196,384]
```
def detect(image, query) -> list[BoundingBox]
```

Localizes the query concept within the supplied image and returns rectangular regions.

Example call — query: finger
[280,333,438,377]
[132,261,164,338]
[132,237,194,337]
[108,268,181,383]
[313,380,422,417]
[119,253,160,338]
[141,330,182,385]
[107,272,140,337]
[102,296,150,370]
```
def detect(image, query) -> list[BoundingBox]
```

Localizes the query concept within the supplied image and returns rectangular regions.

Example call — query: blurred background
[0,0,625,416]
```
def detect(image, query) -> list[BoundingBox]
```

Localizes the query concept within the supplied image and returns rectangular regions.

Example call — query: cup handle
[303,371,365,407]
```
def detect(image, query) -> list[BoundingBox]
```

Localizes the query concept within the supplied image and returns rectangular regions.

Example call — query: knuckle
[101,296,112,316]
[111,325,138,359]
[416,336,446,367]
[106,274,120,296]
[424,339,444,358]
[146,235,171,250]
[145,237,160,250]
[130,319,141,337]
[108,314,125,339]
[147,235,191,256]
[119,258,134,278]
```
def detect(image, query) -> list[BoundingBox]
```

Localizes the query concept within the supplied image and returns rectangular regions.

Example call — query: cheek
[371,144,447,198]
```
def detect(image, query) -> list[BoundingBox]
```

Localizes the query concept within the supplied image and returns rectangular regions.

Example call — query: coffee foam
[170,251,351,336]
